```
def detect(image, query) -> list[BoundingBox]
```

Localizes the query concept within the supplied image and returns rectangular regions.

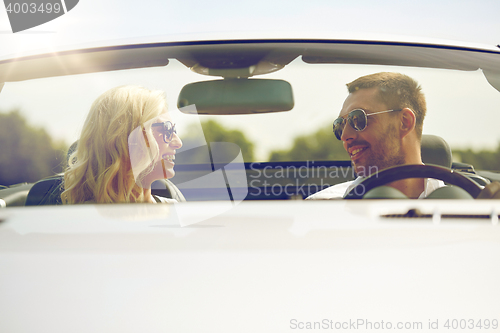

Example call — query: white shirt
[305,177,445,200]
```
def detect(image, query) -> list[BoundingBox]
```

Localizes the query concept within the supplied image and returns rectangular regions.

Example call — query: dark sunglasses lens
[333,118,344,140]
[164,122,171,141]
[348,109,367,131]
[163,122,177,142]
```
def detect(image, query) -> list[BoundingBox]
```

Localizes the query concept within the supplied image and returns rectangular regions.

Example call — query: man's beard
[353,126,405,177]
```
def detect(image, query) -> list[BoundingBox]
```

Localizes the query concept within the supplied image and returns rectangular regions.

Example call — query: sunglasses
[151,121,177,143]
[332,109,401,140]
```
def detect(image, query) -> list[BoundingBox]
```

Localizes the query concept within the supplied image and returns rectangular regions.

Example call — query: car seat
[421,134,489,186]
[25,176,186,206]
[24,175,64,205]
[420,134,452,168]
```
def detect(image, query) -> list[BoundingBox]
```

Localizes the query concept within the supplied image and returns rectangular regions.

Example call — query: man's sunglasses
[332,109,401,140]
[152,121,177,143]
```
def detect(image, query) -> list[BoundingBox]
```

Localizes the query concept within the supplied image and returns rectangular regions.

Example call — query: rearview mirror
[177,78,294,115]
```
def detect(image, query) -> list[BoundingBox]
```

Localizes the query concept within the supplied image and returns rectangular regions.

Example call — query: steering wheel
[344,164,483,199]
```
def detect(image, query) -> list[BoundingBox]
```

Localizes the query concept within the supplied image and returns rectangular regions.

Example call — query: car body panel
[1,201,499,331]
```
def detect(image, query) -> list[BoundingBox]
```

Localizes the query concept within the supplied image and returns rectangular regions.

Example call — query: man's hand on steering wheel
[478,182,500,199]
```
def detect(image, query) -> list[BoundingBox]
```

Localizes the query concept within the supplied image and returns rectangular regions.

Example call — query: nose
[169,133,182,149]
[340,119,357,143]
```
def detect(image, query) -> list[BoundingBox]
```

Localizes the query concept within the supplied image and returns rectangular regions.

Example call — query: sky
[1,0,500,57]
[1,0,500,160]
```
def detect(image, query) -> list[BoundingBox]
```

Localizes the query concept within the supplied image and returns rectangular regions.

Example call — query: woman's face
[128,110,183,190]
[151,111,183,179]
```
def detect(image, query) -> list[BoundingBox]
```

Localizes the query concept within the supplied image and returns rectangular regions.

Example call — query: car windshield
[1,40,500,204]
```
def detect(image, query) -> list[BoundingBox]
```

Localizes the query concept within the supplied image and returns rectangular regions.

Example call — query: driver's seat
[420,135,452,168]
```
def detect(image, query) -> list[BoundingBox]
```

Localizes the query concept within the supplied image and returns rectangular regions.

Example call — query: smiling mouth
[163,154,175,163]
[349,147,368,160]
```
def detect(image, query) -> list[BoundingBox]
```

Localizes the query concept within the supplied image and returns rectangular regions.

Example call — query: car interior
[0,40,499,205]
[1,134,490,206]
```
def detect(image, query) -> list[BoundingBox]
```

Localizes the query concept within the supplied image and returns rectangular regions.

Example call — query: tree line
[452,145,500,172]
[1,110,499,187]
[0,110,66,186]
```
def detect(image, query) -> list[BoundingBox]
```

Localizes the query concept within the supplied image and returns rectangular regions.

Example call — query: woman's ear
[400,108,416,138]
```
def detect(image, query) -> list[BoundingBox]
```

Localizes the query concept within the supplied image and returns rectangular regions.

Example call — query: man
[307,72,500,199]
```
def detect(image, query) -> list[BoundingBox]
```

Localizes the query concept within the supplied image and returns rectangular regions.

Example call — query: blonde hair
[62,85,167,204]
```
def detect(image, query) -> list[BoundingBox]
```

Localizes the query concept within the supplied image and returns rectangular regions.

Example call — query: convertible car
[0,37,499,332]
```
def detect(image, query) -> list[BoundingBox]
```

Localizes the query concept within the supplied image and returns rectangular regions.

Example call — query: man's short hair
[347,72,426,140]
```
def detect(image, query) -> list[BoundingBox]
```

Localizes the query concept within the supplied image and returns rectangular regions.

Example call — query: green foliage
[269,127,350,162]
[202,120,254,161]
[0,110,66,186]
[452,143,500,171]
[180,119,255,163]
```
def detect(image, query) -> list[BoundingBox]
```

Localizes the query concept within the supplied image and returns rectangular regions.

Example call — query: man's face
[339,87,404,176]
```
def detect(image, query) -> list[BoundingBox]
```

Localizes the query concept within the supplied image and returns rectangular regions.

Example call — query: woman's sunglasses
[152,121,177,143]
[332,109,401,140]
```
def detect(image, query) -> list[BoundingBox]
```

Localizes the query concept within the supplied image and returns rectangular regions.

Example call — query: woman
[62,85,182,204]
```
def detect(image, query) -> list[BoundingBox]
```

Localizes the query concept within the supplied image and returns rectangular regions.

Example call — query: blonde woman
[62,85,182,204]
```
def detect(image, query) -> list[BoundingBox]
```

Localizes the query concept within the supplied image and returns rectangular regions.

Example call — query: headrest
[421,135,452,168]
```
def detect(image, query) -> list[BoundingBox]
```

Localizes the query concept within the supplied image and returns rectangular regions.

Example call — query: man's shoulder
[305,176,446,200]
[305,180,356,200]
